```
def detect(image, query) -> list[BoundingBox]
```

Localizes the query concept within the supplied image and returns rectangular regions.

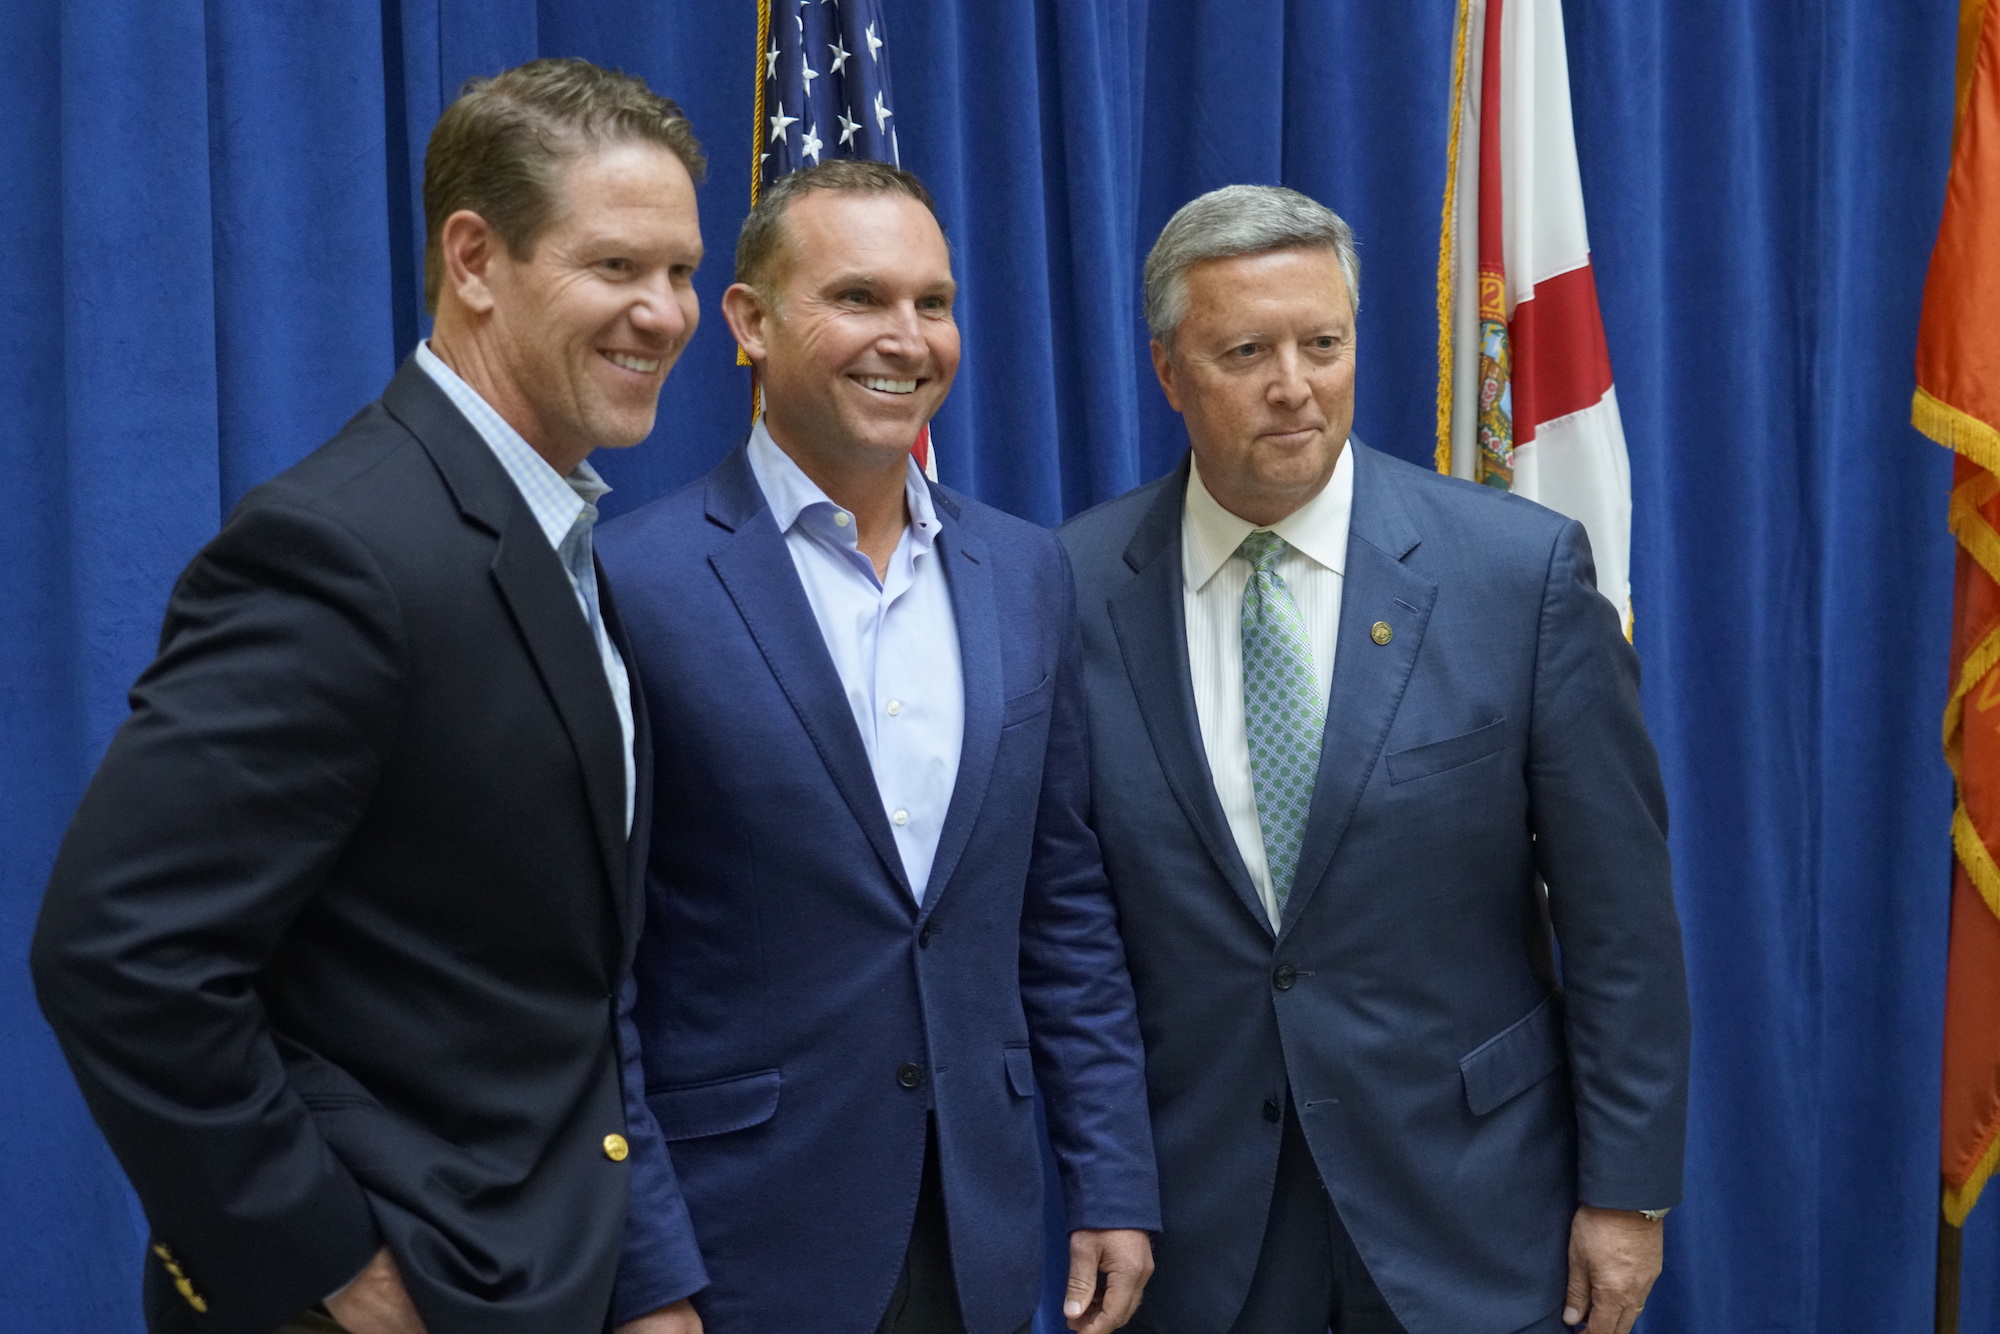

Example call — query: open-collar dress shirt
[414,340,635,833]
[1182,442,1355,929]
[746,418,964,902]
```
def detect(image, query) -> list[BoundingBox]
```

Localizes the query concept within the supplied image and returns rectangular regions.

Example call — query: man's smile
[603,350,662,375]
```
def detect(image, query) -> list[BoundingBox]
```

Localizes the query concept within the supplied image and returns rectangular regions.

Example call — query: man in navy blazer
[32,62,711,1334]
[1058,186,1690,1334]
[600,160,1160,1334]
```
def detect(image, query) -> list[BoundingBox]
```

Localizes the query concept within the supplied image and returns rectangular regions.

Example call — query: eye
[598,257,635,275]
[918,294,953,314]
[840,289,874,305]
[1230,343,1260,358]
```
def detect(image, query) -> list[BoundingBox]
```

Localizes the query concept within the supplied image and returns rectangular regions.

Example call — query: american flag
[758,0,900,184]
[754,0,935,478]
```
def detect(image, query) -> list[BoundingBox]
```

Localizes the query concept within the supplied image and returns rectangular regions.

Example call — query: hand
[1562,1206,1663,1333]
[324,1248,427,1334]
[615,1298,703,1334]
[1063,1228,1153,1333]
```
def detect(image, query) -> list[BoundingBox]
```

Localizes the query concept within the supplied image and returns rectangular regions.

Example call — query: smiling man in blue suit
[1058,186,1690,1334]
[599,160,1160,1334]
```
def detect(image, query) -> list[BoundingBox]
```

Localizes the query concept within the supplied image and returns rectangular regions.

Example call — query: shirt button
[834,511,851,527]
[897,1062,924,1089]
[892,809,910,827]
[886,700,903,716]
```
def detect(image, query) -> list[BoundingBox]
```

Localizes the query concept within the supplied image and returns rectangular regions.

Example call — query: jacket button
[1262,1098,1281,1123]
[603,1133,630,1162]
[1273,964,1297,991]
[918,924,934,948]
[897,1062,924,1089]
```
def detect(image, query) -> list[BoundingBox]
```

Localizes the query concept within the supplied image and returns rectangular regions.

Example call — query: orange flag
[1919,0,2000,1228]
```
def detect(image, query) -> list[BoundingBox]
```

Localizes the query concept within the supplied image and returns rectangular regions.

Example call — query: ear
[1151,338,1184,414]
[722,282,775,366]
[439,210,501,316]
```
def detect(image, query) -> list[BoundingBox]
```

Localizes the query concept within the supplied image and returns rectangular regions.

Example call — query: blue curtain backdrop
[0,1,1977,1329]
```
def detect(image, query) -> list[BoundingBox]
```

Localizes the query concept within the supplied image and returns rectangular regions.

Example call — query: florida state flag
[1921,0,2000,1230]
[1438,0,1631,630]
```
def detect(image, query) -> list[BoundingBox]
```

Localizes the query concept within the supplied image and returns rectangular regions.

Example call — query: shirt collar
[746,416,942,557]
[1182,441,1355,593]
[414,341,609,552]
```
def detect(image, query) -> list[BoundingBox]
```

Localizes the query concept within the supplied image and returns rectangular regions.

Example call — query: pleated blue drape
[0,2,1979,1330]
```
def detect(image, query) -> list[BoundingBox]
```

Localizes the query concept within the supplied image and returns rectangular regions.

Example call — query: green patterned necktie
[1238,531,1324,908]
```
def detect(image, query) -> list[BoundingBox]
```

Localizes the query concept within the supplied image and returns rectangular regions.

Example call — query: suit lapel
[703,448,916,905]
[918,501,999,915]
[1281,443,1436,933]
[383,358,630,913]
[1107,463,1270,936]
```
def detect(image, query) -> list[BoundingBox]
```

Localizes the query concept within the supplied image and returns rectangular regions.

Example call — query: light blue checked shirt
[747,418,964,901]
[415,341,635,834]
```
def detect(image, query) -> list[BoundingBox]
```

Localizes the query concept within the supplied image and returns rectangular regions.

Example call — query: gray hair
[1143,185,1360,346]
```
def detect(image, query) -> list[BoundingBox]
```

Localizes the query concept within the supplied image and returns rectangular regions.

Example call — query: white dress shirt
[747,419,965,901]
[1183,443,1355,929]
[413,341,635,833]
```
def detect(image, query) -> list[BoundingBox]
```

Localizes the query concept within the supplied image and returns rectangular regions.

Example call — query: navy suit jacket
[600,445,1160,1334]
[1057,443,1690,1334]
[31,357,704,1334]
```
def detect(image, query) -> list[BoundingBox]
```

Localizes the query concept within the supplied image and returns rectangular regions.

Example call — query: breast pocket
[1001,672,1054,729]
[1385,716,1506,785]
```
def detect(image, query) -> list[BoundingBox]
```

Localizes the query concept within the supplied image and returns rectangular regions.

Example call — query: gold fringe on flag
[1435,0,1476,476]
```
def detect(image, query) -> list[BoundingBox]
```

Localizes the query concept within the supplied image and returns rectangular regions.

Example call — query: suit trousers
[1134,1098,1407,1334]
[877,1118,969,1334]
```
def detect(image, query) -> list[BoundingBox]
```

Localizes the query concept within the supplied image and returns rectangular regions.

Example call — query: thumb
[1065,1236,1101,1320]
[1563,1254,1590,1328]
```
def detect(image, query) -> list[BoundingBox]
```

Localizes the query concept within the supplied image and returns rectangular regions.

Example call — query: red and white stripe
[1447,0,1632,627]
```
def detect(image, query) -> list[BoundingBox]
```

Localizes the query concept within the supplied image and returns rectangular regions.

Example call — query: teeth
[607,352,660,374]
[861,377,917,394]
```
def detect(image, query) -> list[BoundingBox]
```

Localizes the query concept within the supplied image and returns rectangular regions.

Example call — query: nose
[1267,345,1310,410]
[873,300,926,362]
[629,272,693,345]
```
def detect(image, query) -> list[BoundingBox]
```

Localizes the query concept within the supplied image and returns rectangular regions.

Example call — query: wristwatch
[1638,1208,1670,1223]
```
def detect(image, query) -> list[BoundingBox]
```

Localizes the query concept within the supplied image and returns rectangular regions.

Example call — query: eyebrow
[823,272,957,294]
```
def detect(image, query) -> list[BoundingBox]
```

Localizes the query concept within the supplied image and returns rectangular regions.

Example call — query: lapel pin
[1370,621,1393,646]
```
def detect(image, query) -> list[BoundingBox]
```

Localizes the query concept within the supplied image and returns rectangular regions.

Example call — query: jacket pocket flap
[1386,717,1506,784]
[1002,674,1054,727]
[648,1068,781,1142]
[1003,1045,1036,1098]
[1459,996,1563,1116]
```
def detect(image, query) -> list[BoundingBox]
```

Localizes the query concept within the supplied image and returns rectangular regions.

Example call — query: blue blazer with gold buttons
[31,357,704,1334]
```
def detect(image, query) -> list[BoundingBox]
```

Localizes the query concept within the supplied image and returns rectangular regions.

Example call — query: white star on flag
[828,38,849,75]
[838,110,861,146]
[768,108,797,143]
[801,123,824,163]
[873,89,892,133]
[865,22,882,59]
[766,44,779,79]
[802,60,819,93]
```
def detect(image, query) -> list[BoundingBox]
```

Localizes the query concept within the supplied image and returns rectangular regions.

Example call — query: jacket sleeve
[1528,519,1691,1211]
[30,499,391,1334]
[1018,545,1164,1233]
[611,969,711,1322]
